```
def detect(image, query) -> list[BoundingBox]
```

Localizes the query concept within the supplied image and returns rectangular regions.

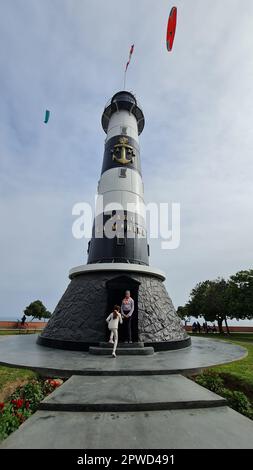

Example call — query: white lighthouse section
[98,168,144,213]
[105,109,139,142]
[97,168,146,234]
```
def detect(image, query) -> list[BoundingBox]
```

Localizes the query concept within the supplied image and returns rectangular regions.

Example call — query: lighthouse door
[106,276,140,343]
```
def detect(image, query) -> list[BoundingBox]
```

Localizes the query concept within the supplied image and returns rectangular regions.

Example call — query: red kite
[166,7,177,52]
[125,44,134,72]
[124,44,135,89]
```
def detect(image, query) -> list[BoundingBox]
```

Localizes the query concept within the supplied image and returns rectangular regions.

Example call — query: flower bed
[0,378,64,441]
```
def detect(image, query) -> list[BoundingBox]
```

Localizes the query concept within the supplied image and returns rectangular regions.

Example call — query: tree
[177,306,191,326]
[23,300,51,322]
[227,269,253,320]
[186,279,231,334]
[182,268,253,335]
[202,279,231,334]
[185,280,212,319]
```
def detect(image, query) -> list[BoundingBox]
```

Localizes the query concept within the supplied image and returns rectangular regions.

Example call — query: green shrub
[10,380,44,412]
[222,390,253,419]
[194,370,253,420]
[195,370,224,394]
[0,402,32,441]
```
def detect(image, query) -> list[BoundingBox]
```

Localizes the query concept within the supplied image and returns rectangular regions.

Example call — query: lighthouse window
[121,126,128,135]
[119,168,127,178]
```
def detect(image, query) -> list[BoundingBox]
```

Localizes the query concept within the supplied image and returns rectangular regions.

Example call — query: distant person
[106,305,122,358]
[197,321,201,334]
[121,290,134,343]
[212,324,217,334]
[21,314,26,326]
[192,322,197,333]
[203,322,208,334]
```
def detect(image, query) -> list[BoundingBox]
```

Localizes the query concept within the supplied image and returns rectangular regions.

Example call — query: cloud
[0,0,252,322]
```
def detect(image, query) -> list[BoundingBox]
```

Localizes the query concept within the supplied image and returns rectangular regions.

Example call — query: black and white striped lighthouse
[87,91,148,266]
[38,91,190,352]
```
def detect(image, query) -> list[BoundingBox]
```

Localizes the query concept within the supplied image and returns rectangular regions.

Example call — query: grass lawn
[0,330,41,335]
[0,366,38,401]
[190,332,253,401]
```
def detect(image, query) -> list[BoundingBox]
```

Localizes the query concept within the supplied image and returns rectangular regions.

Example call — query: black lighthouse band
[87,210,149,265]
[101,135,141,175]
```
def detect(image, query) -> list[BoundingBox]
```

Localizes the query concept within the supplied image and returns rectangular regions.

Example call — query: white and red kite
[125,44,134,72]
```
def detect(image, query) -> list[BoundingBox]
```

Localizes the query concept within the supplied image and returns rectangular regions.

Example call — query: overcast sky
[0,0,252,322]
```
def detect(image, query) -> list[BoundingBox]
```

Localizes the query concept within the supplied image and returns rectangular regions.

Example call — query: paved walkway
[1,334,253,449]
[1,374,253,449]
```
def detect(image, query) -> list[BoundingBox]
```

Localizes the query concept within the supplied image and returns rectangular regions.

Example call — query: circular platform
[0,334,247,378]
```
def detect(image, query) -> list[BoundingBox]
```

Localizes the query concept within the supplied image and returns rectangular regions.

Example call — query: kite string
[124,61,129,90]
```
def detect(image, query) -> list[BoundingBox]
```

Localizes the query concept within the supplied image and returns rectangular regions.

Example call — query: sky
[0,0,252,323]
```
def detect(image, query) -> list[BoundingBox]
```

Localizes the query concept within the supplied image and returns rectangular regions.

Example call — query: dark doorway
[106,276,140,343]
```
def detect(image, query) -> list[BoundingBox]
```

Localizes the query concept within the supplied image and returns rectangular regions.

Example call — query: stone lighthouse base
[37,263,190,351]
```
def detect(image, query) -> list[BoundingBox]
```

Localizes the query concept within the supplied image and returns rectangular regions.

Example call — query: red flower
[0,402,4,410]
[25,401,30,409]
[50,380,60,388]
[12,399,24,409]
[44,377,63,388]
[51,379,63,388]
[54,380,62,388]
[17,399,24,408]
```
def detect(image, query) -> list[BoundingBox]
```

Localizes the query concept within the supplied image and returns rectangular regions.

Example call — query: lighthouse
[38,91,190,352]
[87,91,148,266]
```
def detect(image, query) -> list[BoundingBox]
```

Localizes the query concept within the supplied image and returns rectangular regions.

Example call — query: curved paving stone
[0,334,247,377]
[38,374,227,412]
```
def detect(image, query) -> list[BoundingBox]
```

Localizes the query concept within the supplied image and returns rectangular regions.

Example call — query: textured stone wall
[40,270,187,344]
[137,274,187,342]
[41,273,108,342]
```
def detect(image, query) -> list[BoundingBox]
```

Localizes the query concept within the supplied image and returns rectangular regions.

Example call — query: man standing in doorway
[121,290,134,343]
